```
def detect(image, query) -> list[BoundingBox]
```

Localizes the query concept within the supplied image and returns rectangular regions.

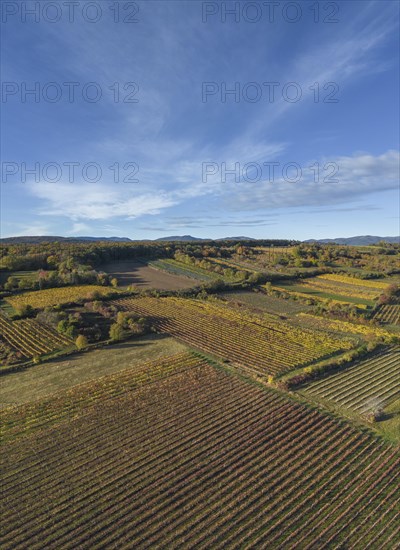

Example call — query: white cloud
[68,222,91,235]
[1,222,52,237]
[31,182,178,221]
[26,150,398,222]
[224,150,400,210]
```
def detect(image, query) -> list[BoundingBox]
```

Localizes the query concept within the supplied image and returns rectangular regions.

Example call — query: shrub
[15,304,35,317]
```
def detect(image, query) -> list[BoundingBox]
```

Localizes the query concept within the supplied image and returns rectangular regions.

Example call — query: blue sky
[1,0,399,240]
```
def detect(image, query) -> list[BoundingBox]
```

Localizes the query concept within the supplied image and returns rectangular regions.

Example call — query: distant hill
[0,236,132,244]
[1,234,398,245]
[155,235,205,242]
[216,236,256,241]
[72,236,132,242]
[304,235,399,245]
[156,235,256,242]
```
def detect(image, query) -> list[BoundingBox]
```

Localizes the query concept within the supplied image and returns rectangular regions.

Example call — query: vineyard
[1,359,399,549]
[318,274,389,290]
[373,302,400,325]
[221,290,310,316]
[273,282,374,308]
[297,313,394,340]
[0,315,72,360]
[150,259,217,281]
[5,285,117,310]
[299,277,381,300]
[112,296,352,376]
[1,351,201,440]
[303,347,400,414]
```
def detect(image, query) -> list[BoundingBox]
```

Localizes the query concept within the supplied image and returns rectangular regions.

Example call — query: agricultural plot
[113,296,351,376]
[1,360,399,549]
[1,351,200,439]
[0,335,188,406]
[0,315,72,360]
[296,313,394,340]
[101,259,199,288]
[373,302,400,326]
[150,258,218,281]
[274,280,374,308]
[5,285,117,310]
[303,347,400,414]
[300,276,382,300]
[319,274,389,290]
[220,289,310,316]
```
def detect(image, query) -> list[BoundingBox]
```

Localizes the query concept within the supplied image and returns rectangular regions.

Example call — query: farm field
[113,296,352,376]
[0,315,72,361]
[220,289,311,317]
[149,259,217,281]
[373,302,400,326]
[1,351,200,440]
[5,285,117,310]
[0,334,188,406]
[301,347,400,416]
[1,359,399,549]
[296,313,394,340]
[274,280,375,307]
[100,259,199,289]
[300,276,384,300]
[318,274,389,290]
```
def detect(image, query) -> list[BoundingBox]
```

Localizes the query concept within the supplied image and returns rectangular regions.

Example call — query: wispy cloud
[31,182,178,221]
[26,149,398,221]
[225,150,399,210]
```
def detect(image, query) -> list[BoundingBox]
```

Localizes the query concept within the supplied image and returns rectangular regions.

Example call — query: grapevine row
[1,361,398,549]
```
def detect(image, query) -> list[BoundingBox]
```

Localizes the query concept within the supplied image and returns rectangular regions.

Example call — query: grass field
[1,358,399,549]
[100,260,199,289]
[0,334,187,406]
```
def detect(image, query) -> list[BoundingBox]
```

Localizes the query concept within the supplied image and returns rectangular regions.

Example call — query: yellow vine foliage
[6,285,117,310]
[318,274,389,289]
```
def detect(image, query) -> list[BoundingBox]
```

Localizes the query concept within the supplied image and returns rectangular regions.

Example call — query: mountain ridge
[0,234,398,245]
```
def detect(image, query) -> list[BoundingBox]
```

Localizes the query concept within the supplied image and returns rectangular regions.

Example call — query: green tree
[76,335,88,350]
[111,277,119,288]
[109,322,127,341]
[4,276,18,290]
